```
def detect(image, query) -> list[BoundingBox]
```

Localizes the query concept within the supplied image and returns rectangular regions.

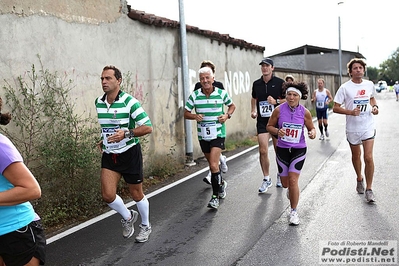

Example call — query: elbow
[35,187,42,199]
[30,186,42,200]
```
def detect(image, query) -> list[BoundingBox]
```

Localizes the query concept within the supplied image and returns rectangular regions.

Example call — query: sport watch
[124,130,135,139]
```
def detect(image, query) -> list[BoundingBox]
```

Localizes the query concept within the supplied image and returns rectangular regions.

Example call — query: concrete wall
[0,0,124,23]
[0,0,264,161]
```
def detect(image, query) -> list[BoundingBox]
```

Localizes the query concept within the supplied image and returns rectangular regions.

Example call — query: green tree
[378,47,399,84]
[367,66,378,82]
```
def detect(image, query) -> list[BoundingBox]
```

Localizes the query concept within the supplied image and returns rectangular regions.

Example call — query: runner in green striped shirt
[95,65,153,242]
[184,66,236,209]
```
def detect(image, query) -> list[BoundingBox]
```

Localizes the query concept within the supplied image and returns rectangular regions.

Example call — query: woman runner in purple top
[266,81,316,225]
[0,97,46,266]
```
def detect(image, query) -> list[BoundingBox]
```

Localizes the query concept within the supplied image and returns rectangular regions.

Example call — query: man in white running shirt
[333,58,379,203]
[311,78,333,140]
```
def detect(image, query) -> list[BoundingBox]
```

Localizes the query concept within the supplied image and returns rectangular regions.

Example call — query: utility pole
[178,0,195,166]
[338,1,344,85]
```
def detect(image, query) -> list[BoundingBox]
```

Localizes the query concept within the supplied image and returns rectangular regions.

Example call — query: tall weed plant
[1,60,186,234]
[1,57,102,230]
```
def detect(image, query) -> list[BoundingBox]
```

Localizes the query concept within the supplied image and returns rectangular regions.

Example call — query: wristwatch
[276,99,280,104]
[227,113,232,119]
[124,130,135,139]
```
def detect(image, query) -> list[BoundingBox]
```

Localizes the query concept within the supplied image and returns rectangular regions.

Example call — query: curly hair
[347,58,366,76]
[282,81,309,100]
[0,97,12,126]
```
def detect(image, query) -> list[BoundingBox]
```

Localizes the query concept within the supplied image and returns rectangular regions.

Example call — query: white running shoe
[276,174,282,188]
[203,171,211,185]
[135,224,152,243]
[220,155,228,173]
[259,178,272,193]
[207,196,219,209]
[218,181,227,199]
[319,134,325,140]
[289,210,300,225]
[365,189,375,202]
[356,179,365,194]
[325,129,329,137]
[121,210,138,238]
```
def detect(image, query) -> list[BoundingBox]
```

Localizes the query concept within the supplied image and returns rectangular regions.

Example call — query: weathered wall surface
[0,0,264,160]
[0,0,124,23]
[0,1,340,161]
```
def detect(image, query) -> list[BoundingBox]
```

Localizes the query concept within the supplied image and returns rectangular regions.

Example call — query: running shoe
[135,223,152,243]
[319,134,325,140]
[365,189,375,202]
[219,181,227,199]
[121,210,138,238]
[220,155,228,173]
[356,179,365,194]
[207,196,219,209]
[289,210,300,225]
[203,171,211,185]
[258,178,272,193]
[325,129,330,137]
[276,173,282,188]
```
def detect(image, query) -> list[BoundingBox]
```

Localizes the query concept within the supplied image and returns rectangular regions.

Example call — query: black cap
[259,57,274,66]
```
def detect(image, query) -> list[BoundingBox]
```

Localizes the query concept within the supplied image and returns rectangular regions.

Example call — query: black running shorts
[199,137,225,154]
[0,220,46,266]
[101,144,144,184]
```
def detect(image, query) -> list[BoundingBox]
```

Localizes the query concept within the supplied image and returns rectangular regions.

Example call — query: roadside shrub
[1,57,102,230]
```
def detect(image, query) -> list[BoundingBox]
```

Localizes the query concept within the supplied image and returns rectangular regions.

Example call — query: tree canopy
[370,47,399,85]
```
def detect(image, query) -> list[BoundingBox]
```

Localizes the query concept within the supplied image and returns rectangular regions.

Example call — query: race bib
[316,100,325,109]
[259,101,274,117]
[281,122,302,143]
[102,126,128,150]
[200,122,217,141]
[354,99,369,116]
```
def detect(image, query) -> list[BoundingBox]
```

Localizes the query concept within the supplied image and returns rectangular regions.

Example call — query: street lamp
[338,1,344,85]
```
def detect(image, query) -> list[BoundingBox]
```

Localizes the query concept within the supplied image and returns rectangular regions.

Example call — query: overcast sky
[128,0,399,68]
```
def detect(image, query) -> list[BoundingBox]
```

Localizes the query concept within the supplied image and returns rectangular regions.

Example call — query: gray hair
[198,66,214,77]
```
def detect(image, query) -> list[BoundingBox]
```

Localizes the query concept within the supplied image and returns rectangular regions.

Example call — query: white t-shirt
[334,79,376,132]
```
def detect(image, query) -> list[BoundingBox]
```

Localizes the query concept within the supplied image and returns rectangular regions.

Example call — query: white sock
[107,195,131,220]
[264,176,270,181]
[136,196,150,226]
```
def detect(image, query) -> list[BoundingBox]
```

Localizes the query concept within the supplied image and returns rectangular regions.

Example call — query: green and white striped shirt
[95,91,152,153]
[185,88,233,140]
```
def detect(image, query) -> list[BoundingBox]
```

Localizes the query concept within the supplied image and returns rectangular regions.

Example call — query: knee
[209,162,219,172]
[131,190,144,202]
[351,151,361,159]
[259,148,268,156]
[129,184,144,201]
[364,154,374,165]
[288,175,299,187]
[102,192,115,204]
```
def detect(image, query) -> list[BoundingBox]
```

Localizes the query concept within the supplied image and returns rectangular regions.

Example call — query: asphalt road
[46,90,399,266]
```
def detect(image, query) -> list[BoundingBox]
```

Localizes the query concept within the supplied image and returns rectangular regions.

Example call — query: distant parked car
[376,81,387,93]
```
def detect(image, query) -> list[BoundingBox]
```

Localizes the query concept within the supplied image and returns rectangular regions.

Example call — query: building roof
[269,44,365,59]
[127,7,265,53]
